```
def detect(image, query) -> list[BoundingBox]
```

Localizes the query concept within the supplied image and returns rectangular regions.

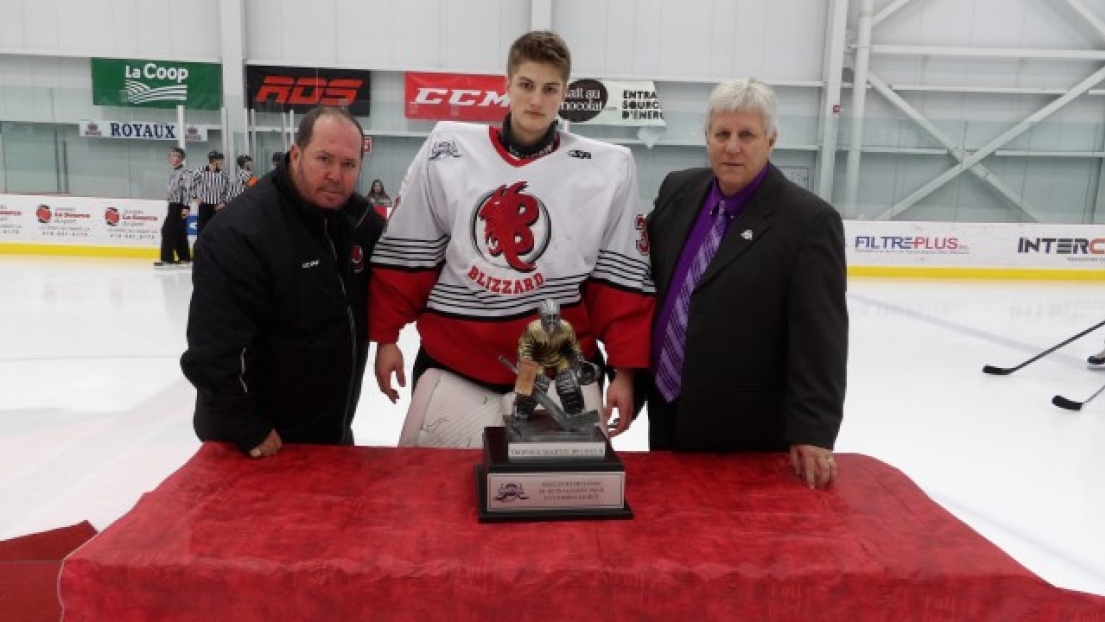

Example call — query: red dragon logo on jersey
[472,181,550,273]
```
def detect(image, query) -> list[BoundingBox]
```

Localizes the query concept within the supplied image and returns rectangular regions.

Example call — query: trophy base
[475,427,632,523]
[474,465,633,523]
[503,411,607,460]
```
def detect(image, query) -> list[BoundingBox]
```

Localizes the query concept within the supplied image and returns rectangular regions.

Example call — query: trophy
[475,300,632,522]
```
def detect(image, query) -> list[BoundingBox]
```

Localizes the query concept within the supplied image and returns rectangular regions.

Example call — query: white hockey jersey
[369,121,655,385]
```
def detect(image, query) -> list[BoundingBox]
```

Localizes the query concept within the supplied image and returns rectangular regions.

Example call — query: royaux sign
[91,58,222,110]
[78,120,208,142]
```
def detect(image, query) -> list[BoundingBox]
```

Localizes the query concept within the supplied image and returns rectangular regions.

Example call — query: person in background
[155,146,192,267]
[225,154,258,203]
[181,107,386,458]
[365,178,392,218]
[271,151,285,173]
[644,78,848,489]
[191,150,230,236]
[369,30,654,437]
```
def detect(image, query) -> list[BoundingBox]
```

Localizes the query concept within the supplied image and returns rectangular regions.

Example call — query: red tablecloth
[0,521,97,622]
[59,443,1105,621]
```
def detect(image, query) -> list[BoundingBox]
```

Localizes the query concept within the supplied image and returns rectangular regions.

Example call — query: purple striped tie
[655,202,732,402]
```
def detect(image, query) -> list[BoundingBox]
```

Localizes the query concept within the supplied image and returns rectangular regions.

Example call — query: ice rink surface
[1,256,1103,597]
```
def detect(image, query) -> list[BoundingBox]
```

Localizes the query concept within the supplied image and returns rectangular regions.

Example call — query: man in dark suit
[645,78,848,489]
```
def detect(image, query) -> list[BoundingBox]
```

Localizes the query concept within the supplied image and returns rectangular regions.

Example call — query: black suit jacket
[645,164,848,451]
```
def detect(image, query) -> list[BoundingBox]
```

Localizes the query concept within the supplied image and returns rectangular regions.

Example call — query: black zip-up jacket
[181,163,385,452]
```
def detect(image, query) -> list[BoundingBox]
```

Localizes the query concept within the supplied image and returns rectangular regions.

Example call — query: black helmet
[207,150,224,161]
[236,154,252,168]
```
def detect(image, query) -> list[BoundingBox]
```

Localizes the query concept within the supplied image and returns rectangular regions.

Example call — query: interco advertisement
[0,194,164,249]
[246,66,372,115]
[403,72,666,126]
[844,220,1105,271]
[91,58,222,110]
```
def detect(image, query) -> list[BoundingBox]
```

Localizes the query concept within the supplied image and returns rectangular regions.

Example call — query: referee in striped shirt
[156,146,192,267]
[191,150,230,236]
[225,154,257,203]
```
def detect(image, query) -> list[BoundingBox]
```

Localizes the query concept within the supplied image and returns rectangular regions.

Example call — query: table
[59,443,1105,621]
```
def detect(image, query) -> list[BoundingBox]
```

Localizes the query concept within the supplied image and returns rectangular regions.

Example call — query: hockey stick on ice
[982,318,1105,375]
[1052,383,1105,411]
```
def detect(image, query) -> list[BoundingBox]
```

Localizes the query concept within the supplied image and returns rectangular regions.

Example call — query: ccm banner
[404,72,665,126]
[405,73,506,122]
[91,58,222,110]
[246,66,371,115]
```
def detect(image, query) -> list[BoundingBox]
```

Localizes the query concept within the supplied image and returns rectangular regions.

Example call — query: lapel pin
[741,229,753,241]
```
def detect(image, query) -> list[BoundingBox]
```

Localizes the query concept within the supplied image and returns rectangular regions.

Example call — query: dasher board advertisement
[0,194,163,248]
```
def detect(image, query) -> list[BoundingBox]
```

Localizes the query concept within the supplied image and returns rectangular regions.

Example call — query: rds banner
[246,65,372,115]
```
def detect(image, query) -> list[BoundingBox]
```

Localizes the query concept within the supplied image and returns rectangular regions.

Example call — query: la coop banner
[404,72,507,122]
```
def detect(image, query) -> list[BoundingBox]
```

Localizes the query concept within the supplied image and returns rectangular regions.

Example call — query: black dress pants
[159,202,191,262]
[196,203,218,236]
[642,375,680,450]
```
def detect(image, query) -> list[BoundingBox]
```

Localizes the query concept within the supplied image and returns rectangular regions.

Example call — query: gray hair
[704,78,778,138]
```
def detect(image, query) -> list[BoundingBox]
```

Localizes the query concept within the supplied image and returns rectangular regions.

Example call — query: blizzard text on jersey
[467,265,545,295]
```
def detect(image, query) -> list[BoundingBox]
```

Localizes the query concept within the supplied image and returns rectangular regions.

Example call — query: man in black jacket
[181,106,385,458]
